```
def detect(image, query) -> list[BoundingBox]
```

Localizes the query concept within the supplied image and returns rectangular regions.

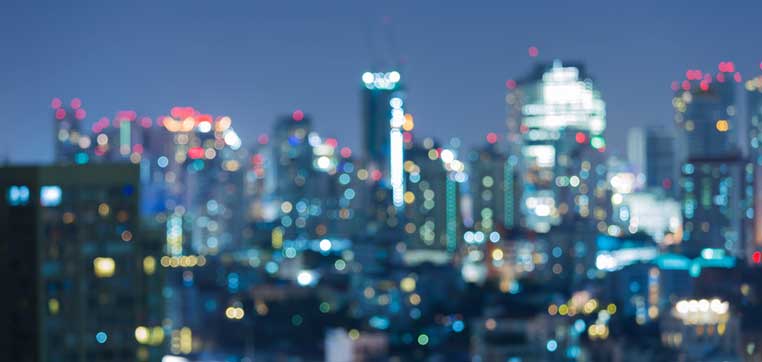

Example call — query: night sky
[1,0,760,163]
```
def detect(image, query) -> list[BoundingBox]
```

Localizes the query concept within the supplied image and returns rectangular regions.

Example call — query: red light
[55,108,66,120]
[700,82,709,91]
[257,134,269,145]
[70,98,82,109]
[140,117,152,128]
[717,73,725,83]
[117,110,137,121]
[528,46,538,57]
[718,61,735,73]
[340,147,352,158]
[91,124,101,133]
[505,79,517,90]
[734,72,742,83]
[681,80,691,91]
[292,110,304,122]
[403,131,413,143]
[326,138,338,147]
[188,147,204,159]
[575,132,586,144]
[519,124,529,134]
[371,170,382,181]
[753,251,762,264]
[486,132,498,144]
[196,114,212,124]
[51,98,62,109]
[133,144,144,154]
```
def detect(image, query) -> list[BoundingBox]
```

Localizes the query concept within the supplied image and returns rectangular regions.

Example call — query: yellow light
[409,293,421,305]
[93,257,115,278]
[404,191,415,204]
[559,304,569,316]
[272,227,283,249]
[403,113,414,131]
[150,327,165,346]
[491,249,504,260]
[400,277,416,292]
[348,329,360,340]
[143,256,156,275]
[180,327,192,354]
[135,326,150,344]
[716,119,729,132]
[607,303,617,314]
[48,298,60,315]
[98,203,110,216]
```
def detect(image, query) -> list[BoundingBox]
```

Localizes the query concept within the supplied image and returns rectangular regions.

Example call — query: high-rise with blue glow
[361,71,405,208]
[507,60,607,233]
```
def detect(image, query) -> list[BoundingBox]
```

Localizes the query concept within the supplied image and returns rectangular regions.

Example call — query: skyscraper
[0,164,163,362]
[361,71,405,208]
[627,127,676,194]
[507,60,607,232]
[745,74,762,265]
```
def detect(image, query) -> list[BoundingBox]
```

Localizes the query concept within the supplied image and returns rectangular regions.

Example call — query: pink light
[140,117,152,128]
[51,98,62,109]
[340,147,352,158]
[759,62,762,71]
[734,72,742,83]
[91,124,101,133]
[718,61,735,73]
[188,147,204,159]
[670,81,679,91]
[117,110,137,121]
[156,116,166,127]
[257,134,269,145]
[98,117,110,128]
[528,46,538,57]
[505,79,517,89]
[133,144,144,154]
[75,108,87,120]
[403,131,413,143]
[55,108,66,120]
[251,154,264,165]
[700,82,709,91]
[486,132,498,144]
[325,138,338,147]
[717,73,726,83]
[196,114,212,124]
[292,109,304,122]
[575,132,586,144]
[171,107,195,120]
[371,169,382,181]
[662,178,672,190]
[681,80,691,91]
[70,98,82,109]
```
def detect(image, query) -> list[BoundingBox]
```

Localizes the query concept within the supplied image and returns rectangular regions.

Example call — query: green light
[417,334,429,346]
[590,136,605,149]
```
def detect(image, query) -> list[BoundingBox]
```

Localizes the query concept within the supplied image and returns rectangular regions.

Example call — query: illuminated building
[52,97,89,164]
[0,164,163,362]
[661,298,740,361]
[361,71,405,207]
[507,60,607,232]
[627,127,677,194]
[672,64,741,160]
[745,75,762,266]
[468,137,518,232]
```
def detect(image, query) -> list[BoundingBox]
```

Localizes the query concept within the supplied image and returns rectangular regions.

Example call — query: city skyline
[2,0,762,163]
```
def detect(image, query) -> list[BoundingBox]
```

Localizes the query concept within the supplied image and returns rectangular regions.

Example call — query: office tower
[745,75,762,266]
[507,60,607,232]
[52,97,89,164]
[672,65,739,159]
[468,136,515,233]
[627,127,677,194]
[0,164,163,362]
[673,65,751,259]
[361,71,405,207]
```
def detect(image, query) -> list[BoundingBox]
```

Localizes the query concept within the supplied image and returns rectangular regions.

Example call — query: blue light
[40,186,62,207]
[574,319,586,333]
[7,185,30,206]
[546,339,557,352]
[95,331,108,344]
[452,320,464,333]
[369,316,390,330]
[265,261,279,274]
[75,152,89,164]
[157,156,169,168]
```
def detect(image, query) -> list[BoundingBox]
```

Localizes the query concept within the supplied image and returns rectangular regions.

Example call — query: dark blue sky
[1,0,760,163]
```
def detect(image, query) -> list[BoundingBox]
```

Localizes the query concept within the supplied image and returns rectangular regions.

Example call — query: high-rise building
[627,127,676,194]
[745,75,762,266]
[672,65,751,259]
[361,71,405,207]
[507,60,607,232]
[0,164,163,362]
[468,136,516,233]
